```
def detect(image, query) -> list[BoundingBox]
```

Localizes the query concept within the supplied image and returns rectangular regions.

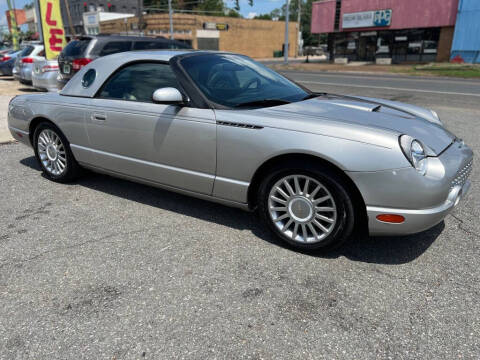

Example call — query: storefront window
[330,28,440,63]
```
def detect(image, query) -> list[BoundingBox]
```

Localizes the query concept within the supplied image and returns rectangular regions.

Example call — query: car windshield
[179,54,309,108]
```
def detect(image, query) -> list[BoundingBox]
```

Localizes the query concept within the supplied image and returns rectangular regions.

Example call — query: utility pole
[168,0,174,40]
[296,0,301,57]
[64,0,76,36]
[284,0,289,64]
[137,0,143,35]
[34,0,43,43]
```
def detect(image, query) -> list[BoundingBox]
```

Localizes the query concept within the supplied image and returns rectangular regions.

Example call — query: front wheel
[258,164,355,251]
[33,122,81,182]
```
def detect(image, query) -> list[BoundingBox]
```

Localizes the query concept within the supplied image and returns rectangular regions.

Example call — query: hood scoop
[326,100,381,113]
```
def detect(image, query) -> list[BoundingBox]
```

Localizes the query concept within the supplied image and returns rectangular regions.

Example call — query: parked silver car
[12,44,44,85]
[7,51,473,251]
[32,58,59,92]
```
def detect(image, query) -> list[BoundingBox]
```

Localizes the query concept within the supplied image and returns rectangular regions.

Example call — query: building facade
[5,9,27,32]
[24,7,38,33]
[311,0,459,63]
[60,0,138,35]
[100,14,298,58]
[450,0,480,63]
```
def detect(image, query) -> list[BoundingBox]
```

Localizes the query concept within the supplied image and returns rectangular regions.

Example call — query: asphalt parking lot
[0,73,479,359]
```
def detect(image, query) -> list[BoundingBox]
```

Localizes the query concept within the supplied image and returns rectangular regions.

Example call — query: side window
[99,41,132,56]
[98,62,180,103]
[133,41,168,50]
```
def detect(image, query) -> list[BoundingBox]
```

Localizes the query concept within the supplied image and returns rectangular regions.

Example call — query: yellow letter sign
[39,0,67,60]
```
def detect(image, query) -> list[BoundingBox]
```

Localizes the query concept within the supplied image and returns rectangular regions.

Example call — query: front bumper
[367,180,471,235]
[348,140,473,236]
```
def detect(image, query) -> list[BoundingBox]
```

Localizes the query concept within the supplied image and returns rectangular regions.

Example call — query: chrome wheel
[37,129,67,176]
[268,174,337,244]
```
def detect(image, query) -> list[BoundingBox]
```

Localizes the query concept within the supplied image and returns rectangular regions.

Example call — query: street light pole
[137,0,143,34]
[284,0,289,64]
[296,0,301,57]
[168,0,174,40]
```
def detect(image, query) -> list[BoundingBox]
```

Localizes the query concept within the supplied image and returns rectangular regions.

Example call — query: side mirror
[152,87,184,105]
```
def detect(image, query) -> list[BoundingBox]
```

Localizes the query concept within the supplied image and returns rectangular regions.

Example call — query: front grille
[451,160,473,188]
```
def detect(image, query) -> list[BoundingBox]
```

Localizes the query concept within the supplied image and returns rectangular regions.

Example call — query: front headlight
[399,135,427,175]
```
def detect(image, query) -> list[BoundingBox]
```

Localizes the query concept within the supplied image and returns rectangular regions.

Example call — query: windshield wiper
[234,99,292,108]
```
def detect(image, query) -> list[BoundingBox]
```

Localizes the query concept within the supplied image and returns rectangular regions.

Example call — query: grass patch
[410,63,480,78]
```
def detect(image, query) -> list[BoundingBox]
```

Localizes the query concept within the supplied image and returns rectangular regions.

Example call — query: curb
[273,68,480,82]
[0,139,17,145]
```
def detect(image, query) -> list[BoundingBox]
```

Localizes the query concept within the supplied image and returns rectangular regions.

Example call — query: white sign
[343,11,375,29]
[343,9,392,29]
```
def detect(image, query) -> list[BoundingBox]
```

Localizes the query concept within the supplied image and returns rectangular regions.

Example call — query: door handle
[91,112,106,121]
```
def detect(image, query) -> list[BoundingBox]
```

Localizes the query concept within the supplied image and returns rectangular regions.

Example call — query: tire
[257,161,355,251]
[33,122,81,182]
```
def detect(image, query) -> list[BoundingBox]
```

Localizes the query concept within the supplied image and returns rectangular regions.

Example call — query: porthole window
[82,69,96,88]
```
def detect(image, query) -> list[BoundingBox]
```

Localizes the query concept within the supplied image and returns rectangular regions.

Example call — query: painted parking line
[298,80,480,97]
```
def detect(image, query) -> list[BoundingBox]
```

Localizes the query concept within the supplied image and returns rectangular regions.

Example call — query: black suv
[57,35,191,87]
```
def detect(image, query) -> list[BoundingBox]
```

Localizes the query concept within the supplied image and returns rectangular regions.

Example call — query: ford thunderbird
[7,51,473,251]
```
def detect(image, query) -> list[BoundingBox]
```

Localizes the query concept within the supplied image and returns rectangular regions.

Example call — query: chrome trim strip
[215,176,250,187]
[70,144,215,180]
[8,126,29,136]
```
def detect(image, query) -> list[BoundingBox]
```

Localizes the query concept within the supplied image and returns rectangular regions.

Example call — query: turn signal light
[376,214,405,223]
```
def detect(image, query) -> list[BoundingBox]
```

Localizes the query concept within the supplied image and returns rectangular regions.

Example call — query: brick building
[100,13,298,58]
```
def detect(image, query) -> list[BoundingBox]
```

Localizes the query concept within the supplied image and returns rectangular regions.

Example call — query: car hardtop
[59,49,199,98]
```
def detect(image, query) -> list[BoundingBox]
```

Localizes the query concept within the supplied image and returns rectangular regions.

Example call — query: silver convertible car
[8,50,473,251]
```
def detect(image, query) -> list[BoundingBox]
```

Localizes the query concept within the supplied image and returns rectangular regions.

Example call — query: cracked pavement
[0,73,479,359]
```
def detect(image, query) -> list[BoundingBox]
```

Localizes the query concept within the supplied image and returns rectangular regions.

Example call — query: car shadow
[20,155,442,265]
[18,87,41,93]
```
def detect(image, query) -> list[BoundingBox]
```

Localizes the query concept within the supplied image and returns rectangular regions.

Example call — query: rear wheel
[258,163,355,251]
[33,122,81,182]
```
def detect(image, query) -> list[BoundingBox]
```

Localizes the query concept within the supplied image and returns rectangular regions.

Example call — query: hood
[256,95,455,155]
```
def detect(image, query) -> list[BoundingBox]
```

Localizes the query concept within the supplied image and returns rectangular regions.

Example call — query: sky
[0,0,284,27]
[224,0,285,18]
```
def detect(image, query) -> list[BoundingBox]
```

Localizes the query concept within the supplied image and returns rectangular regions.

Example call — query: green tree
[226,9,242,18]
[145,0,248,14]
[253,14,272,20]
[255,0,320,46]
[194,0,226,14]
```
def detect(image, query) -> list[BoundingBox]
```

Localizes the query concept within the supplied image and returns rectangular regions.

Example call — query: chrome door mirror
[152,87,184,105]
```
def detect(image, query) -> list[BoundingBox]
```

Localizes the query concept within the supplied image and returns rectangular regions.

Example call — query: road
[0,73,479,359]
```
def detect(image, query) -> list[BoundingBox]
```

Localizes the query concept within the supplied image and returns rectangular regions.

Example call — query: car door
[84,62,217,195]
